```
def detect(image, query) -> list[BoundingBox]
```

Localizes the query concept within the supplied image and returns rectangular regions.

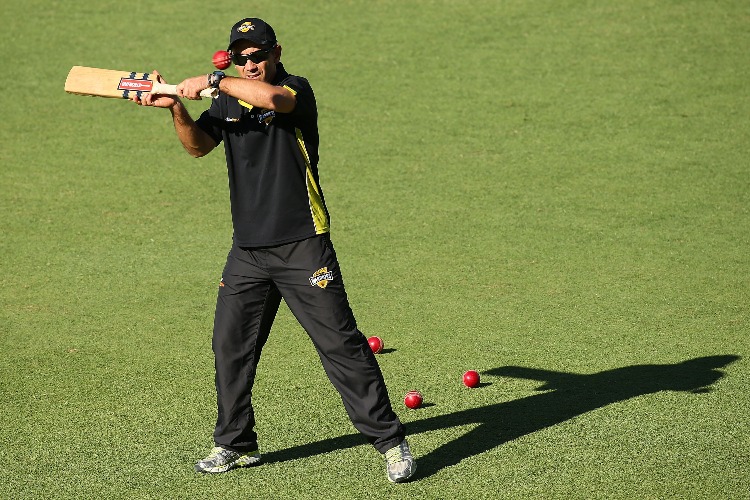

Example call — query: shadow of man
[264,355,739,480]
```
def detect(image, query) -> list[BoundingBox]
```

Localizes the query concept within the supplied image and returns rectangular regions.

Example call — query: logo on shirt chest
[255,109,275,125]
[236,100,276,125]
[224,109,275,125]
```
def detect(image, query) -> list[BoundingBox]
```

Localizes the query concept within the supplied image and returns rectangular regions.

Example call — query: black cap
[228,18,277,50]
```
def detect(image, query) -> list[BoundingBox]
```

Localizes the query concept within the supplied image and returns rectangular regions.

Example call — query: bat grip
[151,82,218,99]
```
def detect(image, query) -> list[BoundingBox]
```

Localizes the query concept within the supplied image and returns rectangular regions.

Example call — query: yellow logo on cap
[238,22,255,33]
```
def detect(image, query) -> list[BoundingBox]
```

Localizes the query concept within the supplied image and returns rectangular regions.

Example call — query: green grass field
[2,0,749,498]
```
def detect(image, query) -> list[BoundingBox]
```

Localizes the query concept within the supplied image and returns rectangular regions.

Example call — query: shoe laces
[205,446,230,460]
[385,442,411,465]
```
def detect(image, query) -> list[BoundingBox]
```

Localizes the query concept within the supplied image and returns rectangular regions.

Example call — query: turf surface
[1,0,748,498]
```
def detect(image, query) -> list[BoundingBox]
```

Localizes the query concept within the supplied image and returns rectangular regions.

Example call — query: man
[131,18,415,483]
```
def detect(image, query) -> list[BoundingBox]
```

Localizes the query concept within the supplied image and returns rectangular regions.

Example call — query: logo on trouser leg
[309,267,334,288]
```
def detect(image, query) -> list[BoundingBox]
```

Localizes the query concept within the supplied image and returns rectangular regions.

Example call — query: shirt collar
[272,62,288,85]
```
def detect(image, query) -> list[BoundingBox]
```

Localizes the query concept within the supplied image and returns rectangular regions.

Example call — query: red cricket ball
[212,50,231,70]
[367,336,384,354]
[404,390,423,409]
[463,370,480,388]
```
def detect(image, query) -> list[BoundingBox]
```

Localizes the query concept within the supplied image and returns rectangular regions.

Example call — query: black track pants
[211,234,405,454]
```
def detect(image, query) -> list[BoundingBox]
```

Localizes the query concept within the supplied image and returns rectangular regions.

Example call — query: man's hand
[177,75,213,100]
[131,70,180,108]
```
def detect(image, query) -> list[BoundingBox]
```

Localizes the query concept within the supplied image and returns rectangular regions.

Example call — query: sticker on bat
[118,78,154,92]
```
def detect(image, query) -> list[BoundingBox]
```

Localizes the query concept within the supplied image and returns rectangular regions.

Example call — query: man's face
[230,40,280,83]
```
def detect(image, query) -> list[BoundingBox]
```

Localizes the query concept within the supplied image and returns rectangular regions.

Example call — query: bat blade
[64,66,217,99]
[65,66,159,99]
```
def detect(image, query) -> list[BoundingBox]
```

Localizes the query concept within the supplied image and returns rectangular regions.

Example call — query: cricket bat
[64,66,218,100]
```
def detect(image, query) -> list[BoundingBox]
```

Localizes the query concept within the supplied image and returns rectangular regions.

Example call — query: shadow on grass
[264,355,739,479]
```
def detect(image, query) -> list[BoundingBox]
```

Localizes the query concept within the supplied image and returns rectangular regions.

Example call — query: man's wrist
[208,71,225,90]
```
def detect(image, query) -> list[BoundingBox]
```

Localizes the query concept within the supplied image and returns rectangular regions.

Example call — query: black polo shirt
[195,63,330,247]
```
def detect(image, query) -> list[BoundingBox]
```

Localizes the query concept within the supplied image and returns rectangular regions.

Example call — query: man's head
[228,18,281,83]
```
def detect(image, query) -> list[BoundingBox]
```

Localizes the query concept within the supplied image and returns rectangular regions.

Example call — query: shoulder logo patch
[309,267,334,288]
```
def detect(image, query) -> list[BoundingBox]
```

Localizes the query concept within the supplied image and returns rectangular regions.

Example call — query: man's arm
[131,70,218,158]
[177,75,296,113]
[168,101,218,158]
[220,77,296,113]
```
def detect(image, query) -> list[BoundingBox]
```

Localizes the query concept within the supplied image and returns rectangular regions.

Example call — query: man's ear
[273,45,283,63]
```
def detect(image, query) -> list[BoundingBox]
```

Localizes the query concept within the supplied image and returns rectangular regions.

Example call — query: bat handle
[151,82,218,99]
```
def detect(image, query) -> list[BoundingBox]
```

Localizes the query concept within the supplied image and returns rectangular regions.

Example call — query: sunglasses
[230,47,274,66]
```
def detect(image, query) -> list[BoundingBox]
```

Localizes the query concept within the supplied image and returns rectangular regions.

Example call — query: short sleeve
[281,75,316,120]
[195,97,225,145]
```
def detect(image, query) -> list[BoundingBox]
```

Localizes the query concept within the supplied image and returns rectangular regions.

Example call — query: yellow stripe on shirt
[295,128,329,234]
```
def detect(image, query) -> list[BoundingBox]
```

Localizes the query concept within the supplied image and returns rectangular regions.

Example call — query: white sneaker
[194,446,261,473]
[385,439,416,483]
